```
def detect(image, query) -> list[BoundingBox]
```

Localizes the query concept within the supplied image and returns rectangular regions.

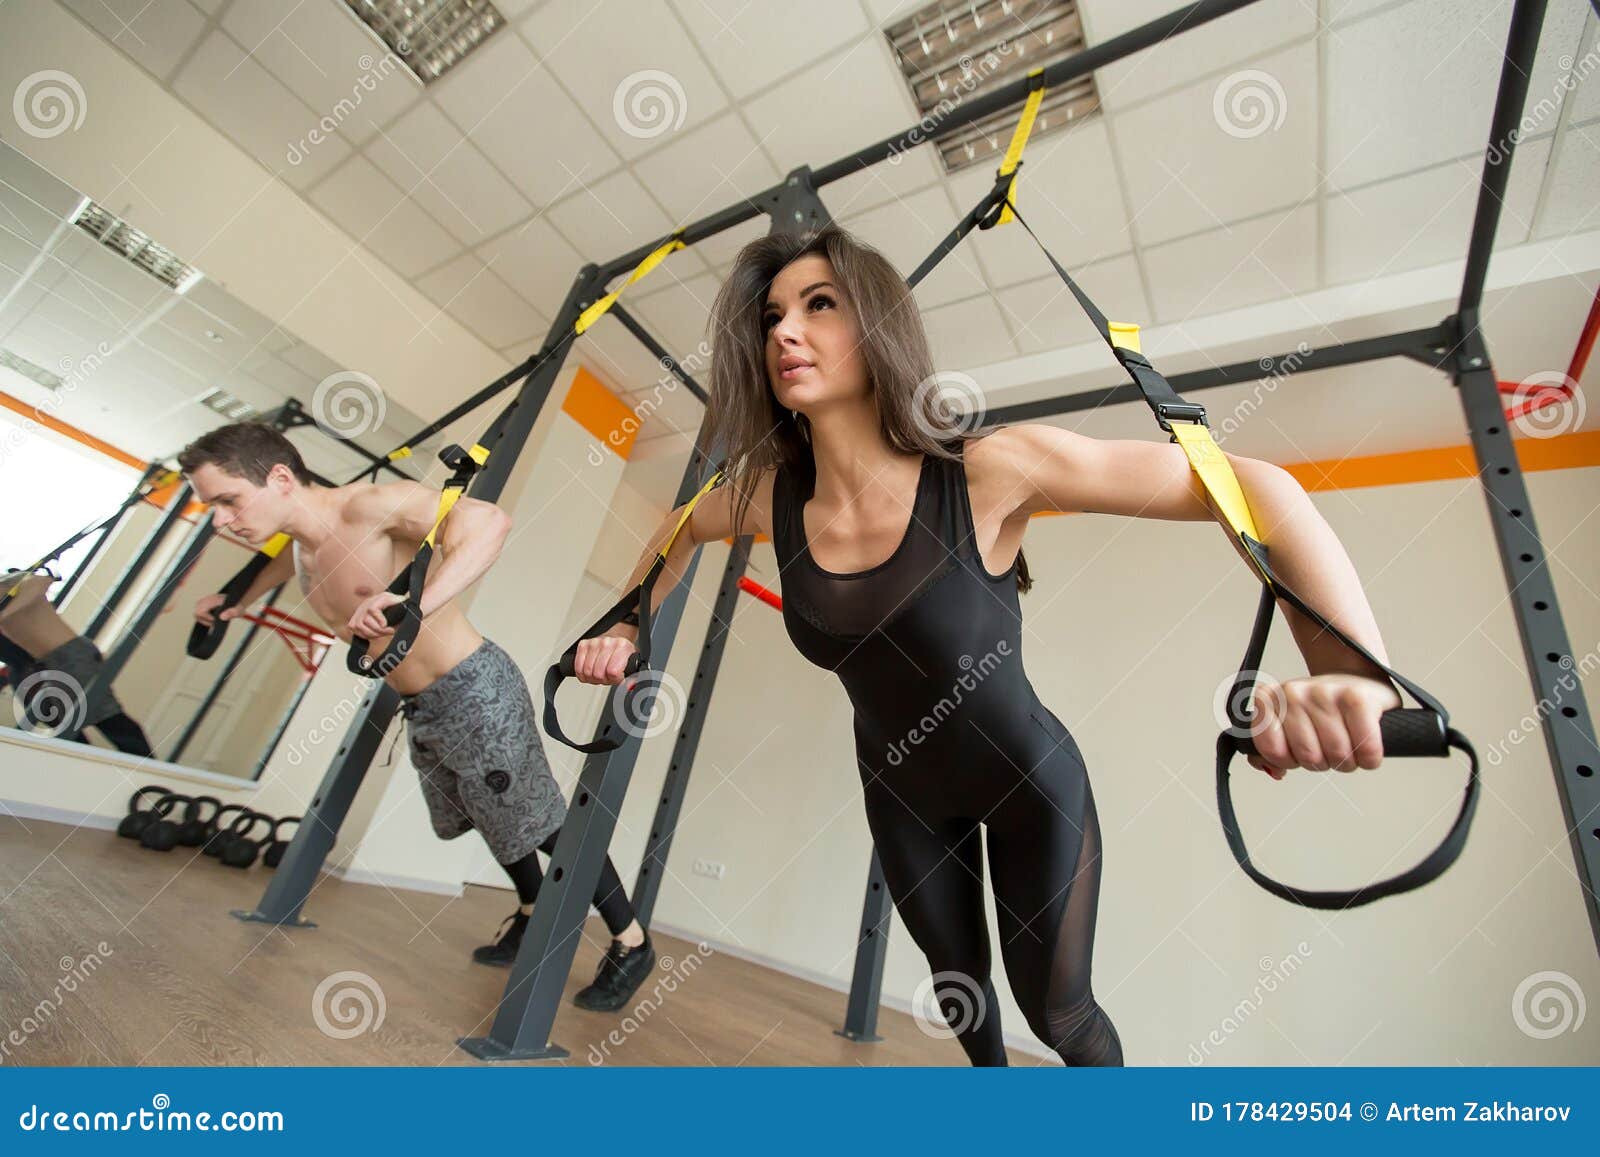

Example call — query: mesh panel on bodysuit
[777,456,964,642]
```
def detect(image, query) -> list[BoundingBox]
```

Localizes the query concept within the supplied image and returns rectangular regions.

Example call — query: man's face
[185,463,291,545]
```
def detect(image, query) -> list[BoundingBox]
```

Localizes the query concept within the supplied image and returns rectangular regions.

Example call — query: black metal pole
[83,481,195,643]
[248,667,321,782]
[1459,0,1548,315]
[166,585,285,764]
[836,851,892,1042]
[607,302,710,404]
[1451,324,1600,957]
[235,267,604,927]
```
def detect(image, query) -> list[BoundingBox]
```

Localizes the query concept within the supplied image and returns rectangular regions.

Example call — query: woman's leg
[865,788,1008,1066]
[987,777,1123,1066]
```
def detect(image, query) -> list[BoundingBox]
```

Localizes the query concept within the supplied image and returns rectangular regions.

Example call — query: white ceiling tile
[622,376,707,437]
[1325,140,1550,288]
[689,213,770,273]
[308,154,463,279]
[173,30,352,190]
[432,29,623,208]
[1078,0,1317,113]
[820,145,941,220]
[947,116,1134,284]
[219,0,421,147]
[838,185,987,309]
[1325,0,1417,23]
[501,338,541,364]
[59,0,208,82]
[995,254,1147,355]
[862,0,927,25]
[1143,203,1318,324]
[1326,0,1588,190]
[675,0,871,100]
[363,101,533,245]
[743,41,916,174]
[1113,38,1317,247]
[922,294,1017,370]
[632,113,781,225]
[1533,122,1600,241]
[522,0,729,160]
[544,169,695,269]
[630,272,724,357]
[1570,39,1600,124]
[415,254,547,350]
[475,214,586,320]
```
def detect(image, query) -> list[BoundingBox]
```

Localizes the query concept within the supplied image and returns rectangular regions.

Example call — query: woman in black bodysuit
[573,226,1406,1066]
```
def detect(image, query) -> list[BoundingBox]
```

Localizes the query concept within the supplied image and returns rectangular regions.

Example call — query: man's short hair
[177,421,314,486]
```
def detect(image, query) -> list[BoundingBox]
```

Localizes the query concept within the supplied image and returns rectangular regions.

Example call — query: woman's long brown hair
[702,223,1032,593]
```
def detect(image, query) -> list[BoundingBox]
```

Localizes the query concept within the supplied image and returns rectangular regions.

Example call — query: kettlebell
[263,816,300,869]
[139,793,189,852]
[176,796,221,847]
[117,785,172,840]
[220,811,272,869]
[203,804,249,857]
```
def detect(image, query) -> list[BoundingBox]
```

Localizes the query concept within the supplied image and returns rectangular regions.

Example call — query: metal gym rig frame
[206,0,1595,1060]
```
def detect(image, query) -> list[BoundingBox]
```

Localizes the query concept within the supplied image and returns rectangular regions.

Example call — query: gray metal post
[836,851,891,1042]
[460,439,719,1061]
[1453,325,1600,955]
[235,267,602,926]
[83,481,195,643]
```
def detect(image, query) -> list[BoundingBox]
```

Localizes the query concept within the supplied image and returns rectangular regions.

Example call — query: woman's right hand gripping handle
[567,624,643,685]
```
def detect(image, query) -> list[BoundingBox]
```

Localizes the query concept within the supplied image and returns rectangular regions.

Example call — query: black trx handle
[348,442,486,679]
[187,540,287,659]
[543,467,724,754]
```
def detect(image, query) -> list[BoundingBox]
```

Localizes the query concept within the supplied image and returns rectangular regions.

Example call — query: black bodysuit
[771,440,1123,1066]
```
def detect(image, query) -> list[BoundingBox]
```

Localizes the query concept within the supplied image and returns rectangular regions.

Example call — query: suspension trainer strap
[543,466,724,754]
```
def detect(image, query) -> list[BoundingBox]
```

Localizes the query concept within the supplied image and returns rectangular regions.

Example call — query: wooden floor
[0,816,1034,1066]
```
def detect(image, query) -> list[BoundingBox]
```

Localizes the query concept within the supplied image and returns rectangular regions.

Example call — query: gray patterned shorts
[31,636,124,730]
[401,638,567,863]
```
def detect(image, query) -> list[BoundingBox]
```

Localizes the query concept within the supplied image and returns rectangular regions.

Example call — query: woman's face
[762,253,869,414]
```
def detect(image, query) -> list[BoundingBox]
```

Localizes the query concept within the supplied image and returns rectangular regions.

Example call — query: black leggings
[91,713,153,757]
[865,772,1122,1067]
[502,829,634,938]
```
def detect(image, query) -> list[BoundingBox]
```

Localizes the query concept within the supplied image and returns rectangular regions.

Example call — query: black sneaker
[573,933,655,1011]
[472,910,529,967]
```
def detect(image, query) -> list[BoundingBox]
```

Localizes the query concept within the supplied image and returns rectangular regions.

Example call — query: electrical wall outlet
[692,858,726,880]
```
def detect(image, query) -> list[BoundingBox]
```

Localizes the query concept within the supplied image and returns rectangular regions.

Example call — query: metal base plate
[833,1027,883,1043]
[457,1035,570,1061]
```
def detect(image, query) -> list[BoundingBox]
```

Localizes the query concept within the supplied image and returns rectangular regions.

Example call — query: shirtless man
[177,421,654,1010]
[0,569,154,755]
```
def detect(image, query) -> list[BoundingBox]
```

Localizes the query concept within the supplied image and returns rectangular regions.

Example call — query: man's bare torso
[294,485,482,696]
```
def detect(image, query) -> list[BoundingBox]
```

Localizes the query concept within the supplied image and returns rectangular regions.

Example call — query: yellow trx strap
[423,444,490,547]
[260,532,292,558]
[658,467,724,558]
[575,233,687,335]
[990,70,1046,229]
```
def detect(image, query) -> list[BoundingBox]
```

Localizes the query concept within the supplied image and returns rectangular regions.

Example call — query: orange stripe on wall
[0,389,147,471]
[561,365,640,460]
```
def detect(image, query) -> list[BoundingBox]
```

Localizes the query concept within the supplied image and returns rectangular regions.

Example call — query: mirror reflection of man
[0,570,154,756]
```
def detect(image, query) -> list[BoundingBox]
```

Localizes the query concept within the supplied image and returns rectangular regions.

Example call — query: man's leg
[92,712,154,756]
